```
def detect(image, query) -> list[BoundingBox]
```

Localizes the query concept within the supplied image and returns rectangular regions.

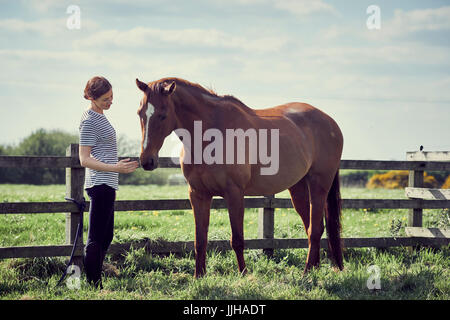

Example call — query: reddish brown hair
[84,76,112,100]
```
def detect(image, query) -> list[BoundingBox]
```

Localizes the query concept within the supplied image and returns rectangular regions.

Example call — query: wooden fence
[0,144,449,263]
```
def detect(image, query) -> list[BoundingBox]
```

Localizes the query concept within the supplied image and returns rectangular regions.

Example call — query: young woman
[79,76,139,288]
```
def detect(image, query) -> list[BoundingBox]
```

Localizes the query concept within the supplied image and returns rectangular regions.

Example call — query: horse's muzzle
[141,156,158,171]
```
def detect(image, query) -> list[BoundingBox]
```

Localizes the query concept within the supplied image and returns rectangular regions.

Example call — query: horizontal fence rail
[1,156,450,171]
[0,198,449,215]
[2,237,449,260]
[1,147,449,261]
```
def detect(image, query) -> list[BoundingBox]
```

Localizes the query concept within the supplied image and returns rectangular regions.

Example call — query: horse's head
[136,78,177,171]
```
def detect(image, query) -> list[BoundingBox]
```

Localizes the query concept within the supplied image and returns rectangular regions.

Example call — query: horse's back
[277,102,343,177]
[241,103,319,195]
[254,102,342,152]
[252,102,343,185]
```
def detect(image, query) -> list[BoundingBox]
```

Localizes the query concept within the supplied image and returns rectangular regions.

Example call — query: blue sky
[0,0,449,160]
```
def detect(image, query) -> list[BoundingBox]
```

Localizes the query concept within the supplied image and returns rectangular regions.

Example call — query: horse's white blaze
[143,102,155,149]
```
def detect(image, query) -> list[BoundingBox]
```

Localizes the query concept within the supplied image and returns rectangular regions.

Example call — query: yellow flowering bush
[366,170,439,189]
[442,175,450,189]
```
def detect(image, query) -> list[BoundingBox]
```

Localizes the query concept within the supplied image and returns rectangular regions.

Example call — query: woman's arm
[79,145,139,174]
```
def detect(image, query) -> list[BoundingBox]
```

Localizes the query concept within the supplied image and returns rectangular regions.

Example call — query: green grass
[0,184,449,300]
[1,247,448,300]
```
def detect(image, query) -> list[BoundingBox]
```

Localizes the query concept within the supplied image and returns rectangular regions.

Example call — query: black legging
[84,184,115,287]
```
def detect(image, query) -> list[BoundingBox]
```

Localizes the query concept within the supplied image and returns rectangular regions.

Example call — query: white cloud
[302,43,450,66]
[319,6,450,45]
[0,48,223,91]
[0,18,98,37]
[207,0,337,16]
[212,0,267,4]
[0,18,66,37]
[22,0,67,13]
[319,25,345,40]
[392,6,450,32]
[365,6,450,40]
[73,27,288,53]
[0,49,100,66]
[273,0,337,16]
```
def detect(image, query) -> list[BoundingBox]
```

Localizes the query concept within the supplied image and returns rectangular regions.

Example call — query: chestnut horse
[136,77,344,277]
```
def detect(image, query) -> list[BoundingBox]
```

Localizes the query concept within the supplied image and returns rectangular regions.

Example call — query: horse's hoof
[239,268,248,276]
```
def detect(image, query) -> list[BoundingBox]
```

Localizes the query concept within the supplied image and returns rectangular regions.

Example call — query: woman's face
[93,89,113,111]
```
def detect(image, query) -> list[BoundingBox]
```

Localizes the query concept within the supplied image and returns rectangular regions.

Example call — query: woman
[79,76,139,288]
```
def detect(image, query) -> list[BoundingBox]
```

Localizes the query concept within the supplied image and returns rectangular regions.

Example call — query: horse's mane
[154,77,252,111]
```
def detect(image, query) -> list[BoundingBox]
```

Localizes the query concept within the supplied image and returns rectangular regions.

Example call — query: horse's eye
[159,114,167,121]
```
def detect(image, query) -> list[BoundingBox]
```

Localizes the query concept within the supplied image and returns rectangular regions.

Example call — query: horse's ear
[162,81,176,96]
[136,78,148,92]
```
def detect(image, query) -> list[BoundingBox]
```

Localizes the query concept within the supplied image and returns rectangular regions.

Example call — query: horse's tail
[325,171,344,270]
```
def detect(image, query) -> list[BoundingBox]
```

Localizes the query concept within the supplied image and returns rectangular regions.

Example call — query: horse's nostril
[141,156,157,171]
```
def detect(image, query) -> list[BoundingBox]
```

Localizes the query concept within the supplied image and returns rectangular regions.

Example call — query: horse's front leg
[224,187,246,275]
[189,188,212,278]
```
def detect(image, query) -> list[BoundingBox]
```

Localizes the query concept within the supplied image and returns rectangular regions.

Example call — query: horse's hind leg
[223,186,247,275]
[304,175,328,272]
[288,178,310,234]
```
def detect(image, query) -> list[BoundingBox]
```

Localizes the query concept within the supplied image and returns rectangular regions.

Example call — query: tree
[0,129,78,184]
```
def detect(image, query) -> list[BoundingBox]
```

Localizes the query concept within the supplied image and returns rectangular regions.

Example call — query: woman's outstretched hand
[115,158,139,173]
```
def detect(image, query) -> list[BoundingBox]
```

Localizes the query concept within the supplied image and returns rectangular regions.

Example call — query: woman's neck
[90,101,104,114]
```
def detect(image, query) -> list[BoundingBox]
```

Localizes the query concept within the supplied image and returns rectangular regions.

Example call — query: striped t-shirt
[79,109,119,190]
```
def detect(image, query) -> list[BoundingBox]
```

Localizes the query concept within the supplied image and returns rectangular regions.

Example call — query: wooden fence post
[408,169,423,227]
[65,144,85,268]
[258,195,274,256]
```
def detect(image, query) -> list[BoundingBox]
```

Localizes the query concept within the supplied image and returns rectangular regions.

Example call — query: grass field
[0,184,449,300]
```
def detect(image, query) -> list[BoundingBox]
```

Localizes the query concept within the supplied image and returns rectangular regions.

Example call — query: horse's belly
[244,126,312,195]
[244,175,305,196]
[244,160,309,196]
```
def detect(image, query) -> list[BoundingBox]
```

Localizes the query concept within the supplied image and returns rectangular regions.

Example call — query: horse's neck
[173,86,218,130]
[174,84,256,130]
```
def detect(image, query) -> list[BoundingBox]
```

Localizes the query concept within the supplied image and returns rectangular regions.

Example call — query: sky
[0,0,449,160]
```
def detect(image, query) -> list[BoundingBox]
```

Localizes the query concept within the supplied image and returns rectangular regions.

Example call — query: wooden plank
[0,156,78,168]
[338,159,450,171]
[258,208,275,240]
[405,187,450,200]
[340,199,444,209]
[2,236,449,259]
[272,198,450,209]
[65,144,85,251]
[156,158,450,171]
[114,199,192,211]
[405,227,450,239]
[0,198,269,214]
[406,151,450,161]
[1,198,449,214]
[115,198,269,211]
[2,155,450,171]
[95,236,450,252]
[408,169,424,227]
[258,195,275,256]
[0,244,83,259]
[156,157,183,168]
[0,202,78,213]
